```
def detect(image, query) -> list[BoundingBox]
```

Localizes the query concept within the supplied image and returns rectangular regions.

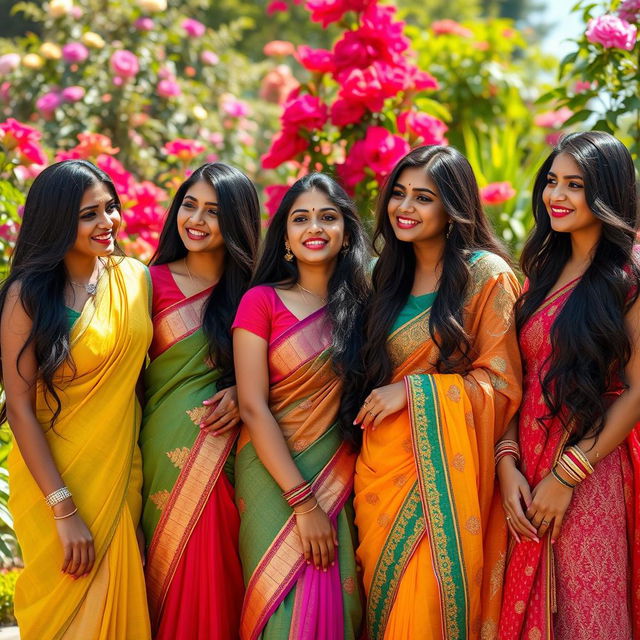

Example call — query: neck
[569,226,601,266]
[413,235,446,273]
[64,253,100,282]
[184,249,225,284]
[296,261,334,299]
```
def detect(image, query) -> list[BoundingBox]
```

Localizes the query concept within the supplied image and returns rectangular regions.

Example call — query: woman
[0,160,151,639]
[232,173,369,639]
[498,132,640,639]
[140,163,260,639]
[353,146,522,639]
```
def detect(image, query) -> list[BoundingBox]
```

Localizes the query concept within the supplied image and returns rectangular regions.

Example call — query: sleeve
[232,286,273,341]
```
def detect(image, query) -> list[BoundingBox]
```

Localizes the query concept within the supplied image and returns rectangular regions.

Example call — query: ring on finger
[541,520,550,526]
[505,515,511,521]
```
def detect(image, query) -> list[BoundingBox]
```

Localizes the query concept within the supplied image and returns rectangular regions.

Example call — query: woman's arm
[234,328,338,570]
[1,283,94,577]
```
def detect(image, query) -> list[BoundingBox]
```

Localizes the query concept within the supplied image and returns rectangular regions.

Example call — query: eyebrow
[395,182,437,197]
[289,206,339,215]
[79,199,116,214]
[547,171,583,180]
[184,195,218,206]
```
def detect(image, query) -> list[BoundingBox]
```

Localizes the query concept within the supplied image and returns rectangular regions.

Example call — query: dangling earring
[284,240,294,262]
[341,241,350,256]
[446,221,453,239]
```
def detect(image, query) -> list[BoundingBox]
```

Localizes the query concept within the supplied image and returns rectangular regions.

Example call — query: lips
[92,231,113,245]
[396,216,420,229]
[549,205,573,218]
[186,227,209,240]
[302,238,328,250]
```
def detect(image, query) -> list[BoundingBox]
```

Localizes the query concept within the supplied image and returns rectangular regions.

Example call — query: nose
[549,183,567,201]
[398,195,414,212]
[308,215,322,232]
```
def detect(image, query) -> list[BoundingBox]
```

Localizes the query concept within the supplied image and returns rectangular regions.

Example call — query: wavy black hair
[516,131,640,444]
[250,172,371,445]
[360,145,509,395]
[0,159,122,425]
[151,162,260,390]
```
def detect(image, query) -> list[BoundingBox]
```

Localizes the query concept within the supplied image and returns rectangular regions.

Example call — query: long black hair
[250,172,371,445]
[151,162,260,390]
[0,159,122,425]
[516,131,640,444]
[360,145,509,394]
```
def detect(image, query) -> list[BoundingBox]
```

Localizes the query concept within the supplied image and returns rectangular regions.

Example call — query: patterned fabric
[355,251,522,640]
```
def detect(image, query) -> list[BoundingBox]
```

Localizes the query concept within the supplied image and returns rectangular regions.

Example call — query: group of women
[0,129,638,640]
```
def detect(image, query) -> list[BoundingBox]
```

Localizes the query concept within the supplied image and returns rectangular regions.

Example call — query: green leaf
[562,110,593,127]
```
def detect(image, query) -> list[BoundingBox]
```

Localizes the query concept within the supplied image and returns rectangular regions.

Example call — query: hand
[294,499,339,571]
[136,524,146,568]
[200,386,240,435]
[496,457,538,543]
[354,381,407,430]
[526,471,574,542]
[55,507,95,578]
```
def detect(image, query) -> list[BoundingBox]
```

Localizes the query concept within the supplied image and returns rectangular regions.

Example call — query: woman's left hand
[526,472,574,542]
[200,386,240,435]
[354,381,407,430]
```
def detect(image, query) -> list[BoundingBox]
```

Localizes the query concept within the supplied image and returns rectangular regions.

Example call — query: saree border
[145,427,237,630]
[239,442,355,640]
[367,481,426,638]
[406,374,469,640]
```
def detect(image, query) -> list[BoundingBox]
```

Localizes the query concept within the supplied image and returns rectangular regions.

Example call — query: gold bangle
[53,507,78,520]
[293,500,319,516]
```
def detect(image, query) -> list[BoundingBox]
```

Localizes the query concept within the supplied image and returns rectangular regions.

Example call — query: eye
[80,211,96,220]
[545,177,557,185]
[569,182,583,189]
[322,213,337,221]
[292,215,307,223]
[391,189,404,198]
[181,201,195,209]
[416,195,432,203]
[107,202,120,213]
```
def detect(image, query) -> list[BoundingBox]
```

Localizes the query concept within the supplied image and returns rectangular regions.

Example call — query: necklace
[184,257,196,288]
[297,282,327,304]
[69,261,103,296]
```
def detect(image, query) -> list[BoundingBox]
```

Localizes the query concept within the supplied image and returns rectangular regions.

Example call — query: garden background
[0,0,638,625]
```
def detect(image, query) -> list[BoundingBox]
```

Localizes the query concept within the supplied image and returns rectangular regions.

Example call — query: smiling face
[67,181,121,259]
[176,180,225,254]
[387,166,449,244]
[543,152,601,236]
[285,188,345,266]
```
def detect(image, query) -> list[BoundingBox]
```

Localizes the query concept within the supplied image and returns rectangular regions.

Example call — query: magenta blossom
[36,91,63,115]
[480,182,516,206]
[221,96,250,118]
[267,0,288,14]
[157,79,181,98]
[261,129,308,169]
[201,50,219,65]
[534,107,573,129]
[330,98,367,127]
[182,18,206,38]
[398,111,448,145]
[96,154,135,200]
[164,139,206,161]
[61,86,85,102]
[0,53,20,76]
[281,95,328,131]
[296,46,335,73]
[265,184,290,217]
[62,42,89,63]
[586,14,637,50]
[110,50,139,79]
[619,0,640,22]
[134,17,154,31]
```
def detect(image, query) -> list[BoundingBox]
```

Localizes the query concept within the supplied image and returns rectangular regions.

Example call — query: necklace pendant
[85,282,98,296]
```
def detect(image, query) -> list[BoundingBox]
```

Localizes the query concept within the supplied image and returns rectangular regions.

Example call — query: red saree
[499,278,640,639]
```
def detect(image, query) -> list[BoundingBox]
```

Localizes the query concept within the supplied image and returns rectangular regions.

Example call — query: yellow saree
[354,251,522,640]
[8,256,152,640]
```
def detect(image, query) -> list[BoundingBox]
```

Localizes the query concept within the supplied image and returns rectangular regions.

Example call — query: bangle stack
[495,439,520,466]
[282,481,314,509]
[45,486,72,508]
[554,445,594,488]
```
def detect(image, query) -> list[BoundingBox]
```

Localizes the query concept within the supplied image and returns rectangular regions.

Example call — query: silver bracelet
[45,486,72,507]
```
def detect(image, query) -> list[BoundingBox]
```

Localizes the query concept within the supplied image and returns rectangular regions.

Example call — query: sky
[536,0,586,57]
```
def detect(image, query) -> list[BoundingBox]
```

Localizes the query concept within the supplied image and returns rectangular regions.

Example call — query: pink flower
[534,107,573,129]
[586,14,637,51]
[281,95,328,131]
[134,17,154,31]
[267,1,289,14]
[338,66,385,111]
[58,133,120,161]
[261,129,308,169]
[480,181,516,205]
[0,81,10,103]
[61,86,85,102]
[264,40,295,57]
[201,50,219,65]
[181,18,206,38]
[431,19,473,37]
[157,79,181,98]
[110,50,139,79]
[619,0,640,22]
[36,91,62,115]
[306,0,349,27]
[125,181,167,236]
[0,53,20,75]
[296,46,335,73]
[62,42,89,63]
[330,98,367,126]
[545,132,563,146]
[573,80,594,93]
[408,68,439,91]
[221,95,250,118]
[397,111,448,145]
[18,141,47,166]
[0,118,42,148]
[164,139,206,161]
[264,184,290,217]
[260,65,299,104]
[96,154,134,199]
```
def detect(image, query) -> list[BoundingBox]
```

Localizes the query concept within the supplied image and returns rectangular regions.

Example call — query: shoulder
[467,251,519,299]
[239,285,276,307]
[113,255,148,279]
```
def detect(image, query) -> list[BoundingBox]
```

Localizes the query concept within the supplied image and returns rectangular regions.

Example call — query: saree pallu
[355,251,522,640]
[235,309,363,640]
[499,279,640,640]
[8,257,152,640]
[141,285,243,639]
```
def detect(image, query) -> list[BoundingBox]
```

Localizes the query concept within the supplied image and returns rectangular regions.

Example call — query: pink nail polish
[551,539,556,545]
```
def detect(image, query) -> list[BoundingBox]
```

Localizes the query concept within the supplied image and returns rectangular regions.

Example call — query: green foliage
[0,569,18,626]
[397,0,483,25]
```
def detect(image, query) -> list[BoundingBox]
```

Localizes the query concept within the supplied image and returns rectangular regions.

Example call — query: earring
[446,221,453,239]
[341,241,349,256]
[284,241,294,262]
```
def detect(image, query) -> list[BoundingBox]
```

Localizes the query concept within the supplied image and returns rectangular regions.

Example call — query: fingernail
[199,422,205,429]
[306,561,310,565]
[331,562,335,566]
[551,539,556,545]
[352,420,358,425]
[323,568,327,573]
[534,537,540,543]
[203,399,211,405]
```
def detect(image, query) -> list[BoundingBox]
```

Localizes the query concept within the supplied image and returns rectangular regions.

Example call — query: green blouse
[391,291,436,333]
